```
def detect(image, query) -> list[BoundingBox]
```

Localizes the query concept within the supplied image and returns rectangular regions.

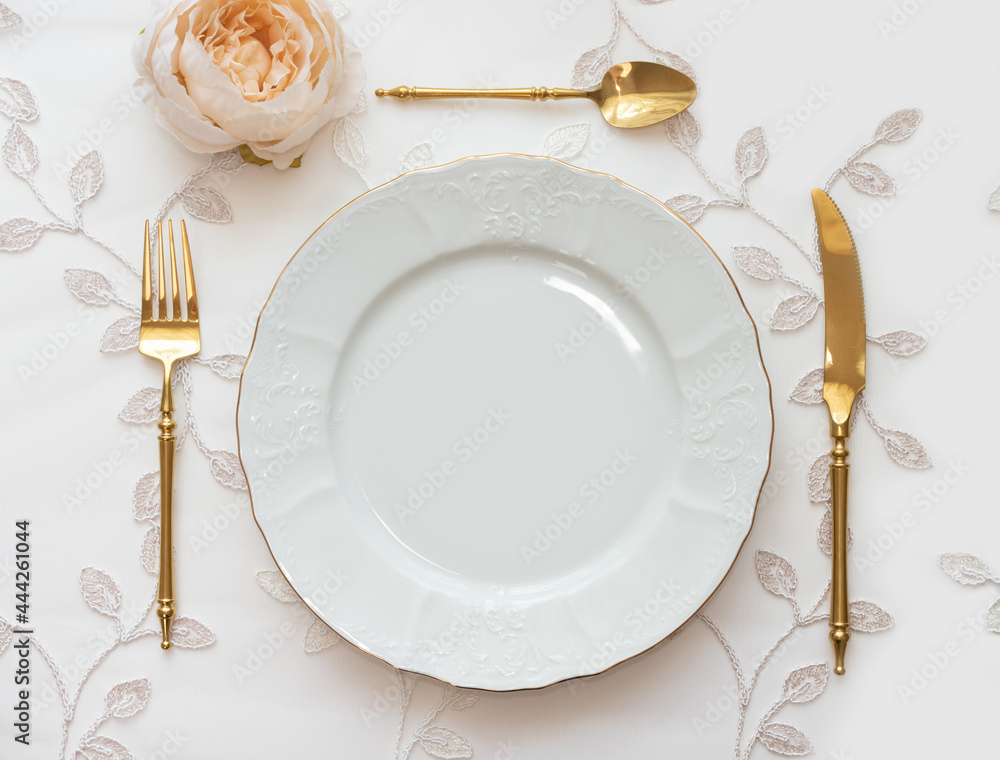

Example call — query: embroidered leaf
[204,353,246,379]
[0,77,37,121]
[938,553,997,585]
[445,689,480,710]
[733,245,782,281]
[850,601,894,632]
[209,148,245,174]
[807,453,831,504]
[81,736,133,760]
[101,315,140,353]
[0,615,11,656]
[0,217,43,251]
[0,5,23,29]
[304,617,339,653]
[755,550,796,600]
[571,45,612,89]
[874,108,921,143]
[759,723,812,756]
[790,368,824,406]
[119,387,161,424]
[256,570,299,603]
[133,472,160,521]
[181,185,232,223]
[400,142,434,173]
[105,678,150,718]
[353,90,368,114]
[782,663,828,704]
[771,293,820,330]
[65,268,116,306]
[844,162,895,196]
[3,123,37,179]
[665,109,701,152]
[665,194,707,224]
[880,428,931,469]
[330,0,349,18]
[987,598,1000,634]
[140,526,159,575]
[333,115,368,172]
[817,507,853,556]
[417,725,474,759]
[734,126,767,181]
[210,450,247,490]
[989,184,1000,212]
[69,151,103,204]
[543,123,589,160]
[171,617,215,649]
[872,329,926,357]
[81,567,121,616]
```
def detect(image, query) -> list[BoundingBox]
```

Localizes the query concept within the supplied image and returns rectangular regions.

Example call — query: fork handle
[157,365,177,650]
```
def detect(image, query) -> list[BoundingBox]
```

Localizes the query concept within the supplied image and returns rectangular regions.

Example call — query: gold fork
[139,220,200,650]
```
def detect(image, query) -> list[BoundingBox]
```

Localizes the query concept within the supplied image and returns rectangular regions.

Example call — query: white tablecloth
[2,0,999,757]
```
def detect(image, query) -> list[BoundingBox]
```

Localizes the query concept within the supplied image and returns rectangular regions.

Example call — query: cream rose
[133,0,364,168]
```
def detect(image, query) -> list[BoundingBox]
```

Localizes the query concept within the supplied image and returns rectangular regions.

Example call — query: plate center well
[328,246,682,587]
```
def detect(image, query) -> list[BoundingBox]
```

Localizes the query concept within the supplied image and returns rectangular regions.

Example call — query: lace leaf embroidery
[665,108,701,152]
[3,122,37,179]
[874,108,922,143]
[79,735,132,760]
[209,450,248,490]
[665,193,706,224]
[790,368,824,406]
[871,329,926,357]
[140,527,159,575]
[0,4,22,29]
[734,126,767,182]
[0,217,43,251]
[988,599,1000,634]
[333,115,369,173]
[571,45,613,89]
[304,617,340,653]
[69,151,103,205]
[400,142,434,173]
[771,293,820,331]
[807,454,830,504]
[256,570,299,603]
[180,185,232,223]
[65,268,118,307]
[817,507,852,556]
[444,689,479,710]
[101,315,141,353]
[0,614,11,655]
[119,387,161,424]
[782,663,828,704]
[201,353,247,379]
[80,567,122,617]
[989,184,1000,212]
[133,472,160,520]
[170,617,216,649]
[849,601,893,633]
[843,161,895,197]
[938,553,998,585]
[542,123,589,160]
[759,722,812,757]
[733,245,783,281]
[416,725,474,760]
[104,678,151,719]
[0,77,38,121]
[755,550,797,600]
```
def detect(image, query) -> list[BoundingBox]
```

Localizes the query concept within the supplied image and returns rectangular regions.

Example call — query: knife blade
[813,187,866,676]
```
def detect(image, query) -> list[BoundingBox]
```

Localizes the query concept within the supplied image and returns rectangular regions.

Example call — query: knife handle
[829,436,850,675]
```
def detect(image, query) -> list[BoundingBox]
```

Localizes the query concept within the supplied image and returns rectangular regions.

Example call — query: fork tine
[168,220,182,319]
[142,220,152,322]
[157,220,167,320]
[181,220,198,321]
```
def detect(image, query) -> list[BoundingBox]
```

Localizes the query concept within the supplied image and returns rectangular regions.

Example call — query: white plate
[238,154,772,691]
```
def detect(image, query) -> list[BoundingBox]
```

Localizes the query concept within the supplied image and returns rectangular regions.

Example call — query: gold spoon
[375,61,696,129]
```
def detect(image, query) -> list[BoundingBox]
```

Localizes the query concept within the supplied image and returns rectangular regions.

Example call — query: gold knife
[813,188,866,675]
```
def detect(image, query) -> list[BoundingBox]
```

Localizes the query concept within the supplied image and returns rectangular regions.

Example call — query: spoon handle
[375,86,588,101]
